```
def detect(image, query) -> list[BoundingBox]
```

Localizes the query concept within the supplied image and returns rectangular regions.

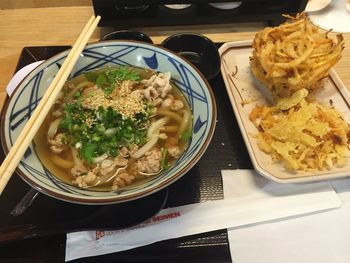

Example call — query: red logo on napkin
[95,230,105,240]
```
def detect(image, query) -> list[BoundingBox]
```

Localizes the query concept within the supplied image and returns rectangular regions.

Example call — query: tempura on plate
[250,13,344,99]
[250,94,350,172]
[248,13,349,172]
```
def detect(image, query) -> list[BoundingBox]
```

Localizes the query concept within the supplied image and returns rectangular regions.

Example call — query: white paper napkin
[227,176,350,263]
[6,60,44,96]
[65,170,340,261]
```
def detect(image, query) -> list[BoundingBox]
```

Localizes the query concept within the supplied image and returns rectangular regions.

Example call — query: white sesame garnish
[82,88,145,119]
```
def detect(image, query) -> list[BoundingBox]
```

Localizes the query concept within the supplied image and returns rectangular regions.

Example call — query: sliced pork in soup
[34,66,192,191]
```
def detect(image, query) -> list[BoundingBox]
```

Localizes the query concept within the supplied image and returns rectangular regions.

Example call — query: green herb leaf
[59,103,75,131]
[96,74,107,88]
[84,71,98,82]
[180,130,192,142]
[115,66,141,81]
[80,143,97,163]
[73,91,81,99]
[94,66,141,95]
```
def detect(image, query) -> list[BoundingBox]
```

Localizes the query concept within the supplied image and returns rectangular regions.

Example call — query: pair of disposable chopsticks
[0,15,101,194]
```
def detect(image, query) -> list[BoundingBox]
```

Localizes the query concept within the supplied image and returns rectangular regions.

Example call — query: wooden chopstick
[0,15,101,194]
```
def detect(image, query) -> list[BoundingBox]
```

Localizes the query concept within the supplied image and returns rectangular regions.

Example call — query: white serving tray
[219,40,350,183]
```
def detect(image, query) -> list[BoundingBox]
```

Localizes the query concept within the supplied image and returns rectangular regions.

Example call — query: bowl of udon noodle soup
[1,41,216,204]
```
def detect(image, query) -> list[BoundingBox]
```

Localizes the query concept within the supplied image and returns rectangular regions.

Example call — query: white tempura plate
[219,40,350,183]
[305,0,331,12]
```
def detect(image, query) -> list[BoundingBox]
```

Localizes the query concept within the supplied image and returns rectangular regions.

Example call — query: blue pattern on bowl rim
[1,41,217,204]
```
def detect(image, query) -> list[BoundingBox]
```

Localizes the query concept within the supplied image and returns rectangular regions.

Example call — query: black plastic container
[161,33,221,80]
[101,29,154,43]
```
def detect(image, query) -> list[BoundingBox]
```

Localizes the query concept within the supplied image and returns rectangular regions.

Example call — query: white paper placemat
[227,175,350,263]
[65,169,340,261]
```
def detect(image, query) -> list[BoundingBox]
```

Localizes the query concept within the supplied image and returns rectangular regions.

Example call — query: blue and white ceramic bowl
[1,41,217,204]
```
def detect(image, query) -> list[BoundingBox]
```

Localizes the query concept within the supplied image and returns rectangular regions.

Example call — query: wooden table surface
[1,6,350,113]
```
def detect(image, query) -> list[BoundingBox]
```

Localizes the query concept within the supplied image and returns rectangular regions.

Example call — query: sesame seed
[82,88,145,119]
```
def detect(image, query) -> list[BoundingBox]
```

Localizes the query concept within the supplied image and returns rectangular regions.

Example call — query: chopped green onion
[160,147,169,170]
[180,130,192,142]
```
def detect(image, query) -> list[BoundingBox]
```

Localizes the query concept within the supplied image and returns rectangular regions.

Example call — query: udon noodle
[34,66,192,191]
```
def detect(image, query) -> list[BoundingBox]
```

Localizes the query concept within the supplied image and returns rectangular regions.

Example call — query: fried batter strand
[250,13,344,99]
[249,99,350,171]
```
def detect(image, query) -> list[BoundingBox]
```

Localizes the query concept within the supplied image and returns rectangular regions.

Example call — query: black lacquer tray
[0,42,252,262]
